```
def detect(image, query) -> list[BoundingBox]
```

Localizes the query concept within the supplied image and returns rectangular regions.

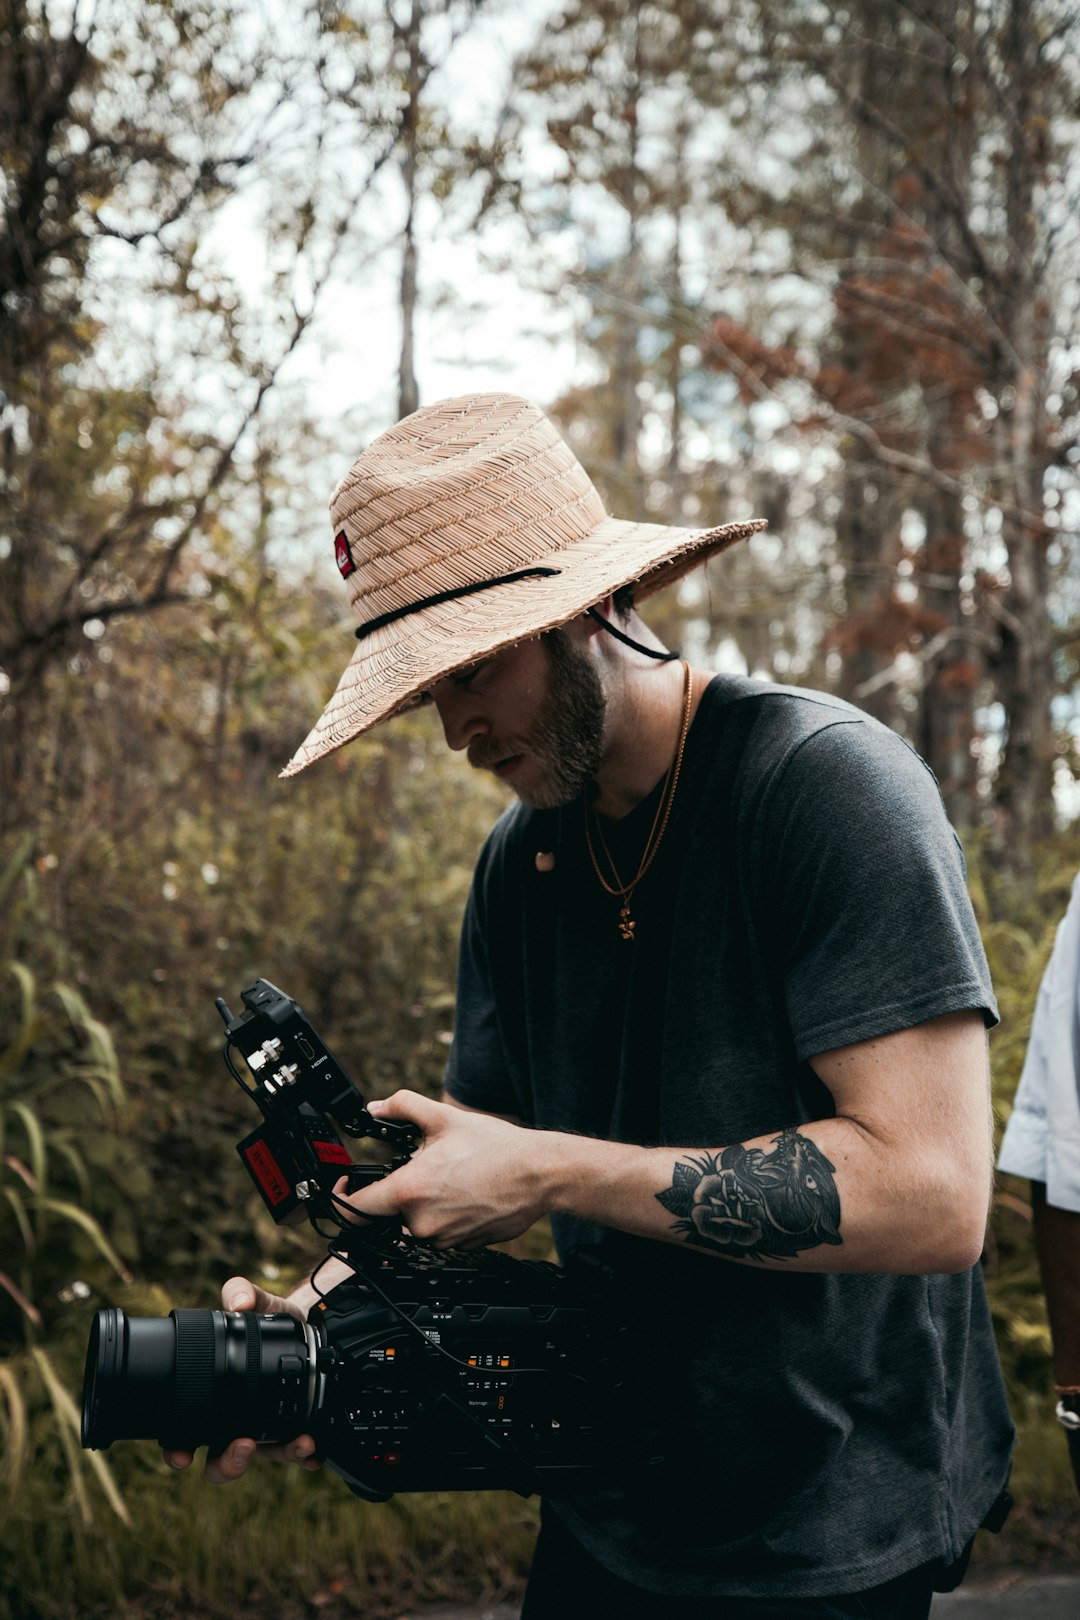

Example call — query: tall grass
[4,1442,539,1619]
[0,843,137,1554]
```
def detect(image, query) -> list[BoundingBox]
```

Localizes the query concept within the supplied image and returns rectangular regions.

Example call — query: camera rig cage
[212,978,618,1501]
[218,977,421,1226]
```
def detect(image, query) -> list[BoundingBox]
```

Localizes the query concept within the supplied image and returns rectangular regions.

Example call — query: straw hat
[282,391,766,777]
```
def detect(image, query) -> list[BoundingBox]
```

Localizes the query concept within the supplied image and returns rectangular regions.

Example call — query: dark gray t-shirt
[444,675,1014,1598]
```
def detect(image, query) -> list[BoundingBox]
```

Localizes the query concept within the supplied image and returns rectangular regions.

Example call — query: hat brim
[280,515,766,777]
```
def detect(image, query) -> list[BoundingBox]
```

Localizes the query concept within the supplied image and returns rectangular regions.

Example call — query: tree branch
[852,624,992,699]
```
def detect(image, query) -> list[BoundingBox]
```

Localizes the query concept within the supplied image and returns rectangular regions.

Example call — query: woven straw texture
[282,393,766,776]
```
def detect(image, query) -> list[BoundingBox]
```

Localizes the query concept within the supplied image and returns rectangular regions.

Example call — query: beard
[468,629,606,809]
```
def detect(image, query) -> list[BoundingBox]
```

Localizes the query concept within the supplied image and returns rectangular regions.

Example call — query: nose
[431,684,491,753]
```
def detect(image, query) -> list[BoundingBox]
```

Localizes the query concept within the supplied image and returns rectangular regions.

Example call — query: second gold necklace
[583,660,694,941]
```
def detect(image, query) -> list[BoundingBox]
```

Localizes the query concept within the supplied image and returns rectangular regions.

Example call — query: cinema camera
[80,980,618,1501]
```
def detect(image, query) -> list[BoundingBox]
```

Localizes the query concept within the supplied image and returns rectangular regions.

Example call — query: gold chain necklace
[583,660,694,941]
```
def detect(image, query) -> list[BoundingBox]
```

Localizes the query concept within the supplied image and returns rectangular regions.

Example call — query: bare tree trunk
[831,250,898,729]
[396,0,422,421]
[911,2,979,827]
[610,5,644,510]
[666,187,685,520]
[989,0,1055,877]
[918,504,979,828]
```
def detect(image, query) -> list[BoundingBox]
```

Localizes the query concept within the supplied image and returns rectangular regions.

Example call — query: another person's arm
[997,875,1080,1494]
[1031,1180,1080,1494]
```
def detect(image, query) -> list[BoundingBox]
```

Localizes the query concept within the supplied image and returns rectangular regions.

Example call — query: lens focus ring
[172,1309,219,1432]
[244,1310,262,1416]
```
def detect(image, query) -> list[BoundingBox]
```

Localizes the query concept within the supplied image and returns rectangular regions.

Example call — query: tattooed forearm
[655,1128,843,1261]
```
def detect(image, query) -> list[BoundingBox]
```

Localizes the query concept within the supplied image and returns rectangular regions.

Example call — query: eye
[453,658,494,689]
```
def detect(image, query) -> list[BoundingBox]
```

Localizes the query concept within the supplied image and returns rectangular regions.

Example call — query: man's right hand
[161,1274,325,1483]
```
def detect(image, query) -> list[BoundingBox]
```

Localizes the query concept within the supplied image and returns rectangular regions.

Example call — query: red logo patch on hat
[334,530,356,578]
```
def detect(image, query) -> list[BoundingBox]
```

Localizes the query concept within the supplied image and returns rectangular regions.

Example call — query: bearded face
[468,628,608,810]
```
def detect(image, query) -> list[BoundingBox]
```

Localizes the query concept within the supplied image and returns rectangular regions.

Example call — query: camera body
[81,980,623,1500]
[303,1244,607,1499]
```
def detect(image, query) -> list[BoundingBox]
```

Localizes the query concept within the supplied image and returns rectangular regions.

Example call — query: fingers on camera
[205,1440,253,1483]
[198,1437,321,1480]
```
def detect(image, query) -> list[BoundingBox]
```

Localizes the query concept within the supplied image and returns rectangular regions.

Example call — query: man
[997,874,1080,1495]
[167,392,1014,1616]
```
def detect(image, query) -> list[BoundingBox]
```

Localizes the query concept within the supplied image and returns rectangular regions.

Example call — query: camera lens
[81,1307,319,1453]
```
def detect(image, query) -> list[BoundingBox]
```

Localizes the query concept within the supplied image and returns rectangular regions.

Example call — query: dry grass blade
[2,1184,36,1255]
[49,982,123,1105]
[0,961,45,1084]
[9,1103,47,1197]
[36,1198,132,1282]
[82,1446,133,1528]
[0,1362,29,1489]
[0,1269,42,1328]
[26,1347,131,1525]
[30,1347,93,1527]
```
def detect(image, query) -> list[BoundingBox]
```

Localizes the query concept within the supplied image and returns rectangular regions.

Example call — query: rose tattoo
[656,1129,842,1261]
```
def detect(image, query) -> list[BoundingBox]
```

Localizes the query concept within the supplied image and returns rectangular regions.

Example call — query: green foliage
[0,840,134,1527]
[2,1440,537,1620]
[0,843,133,1327]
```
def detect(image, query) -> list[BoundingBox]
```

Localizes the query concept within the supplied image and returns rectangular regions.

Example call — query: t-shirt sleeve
[754,716,998,1061]
[997,872,1080,1212]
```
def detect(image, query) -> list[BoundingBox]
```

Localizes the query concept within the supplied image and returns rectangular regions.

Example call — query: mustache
[468,737,522,771]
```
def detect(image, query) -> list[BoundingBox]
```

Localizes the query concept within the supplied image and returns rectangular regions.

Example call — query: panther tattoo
[656,1129,842,1261]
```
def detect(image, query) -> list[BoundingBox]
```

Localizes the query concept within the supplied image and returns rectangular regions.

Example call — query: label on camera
[313,1140,351,1166]
[243,1140,291,1207]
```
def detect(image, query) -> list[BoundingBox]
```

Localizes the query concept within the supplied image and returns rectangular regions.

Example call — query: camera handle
[349,1109,418,1154]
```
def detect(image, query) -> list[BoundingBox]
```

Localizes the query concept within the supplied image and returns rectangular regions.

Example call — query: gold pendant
[619,900,636,941]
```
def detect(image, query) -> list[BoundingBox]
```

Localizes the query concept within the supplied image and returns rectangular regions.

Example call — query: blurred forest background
[2,0,1079,1614]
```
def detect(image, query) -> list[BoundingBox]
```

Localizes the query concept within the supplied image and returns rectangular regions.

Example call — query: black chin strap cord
[586,607,680,661]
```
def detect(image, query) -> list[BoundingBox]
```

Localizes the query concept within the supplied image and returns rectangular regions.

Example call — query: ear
[579,596,615,641]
